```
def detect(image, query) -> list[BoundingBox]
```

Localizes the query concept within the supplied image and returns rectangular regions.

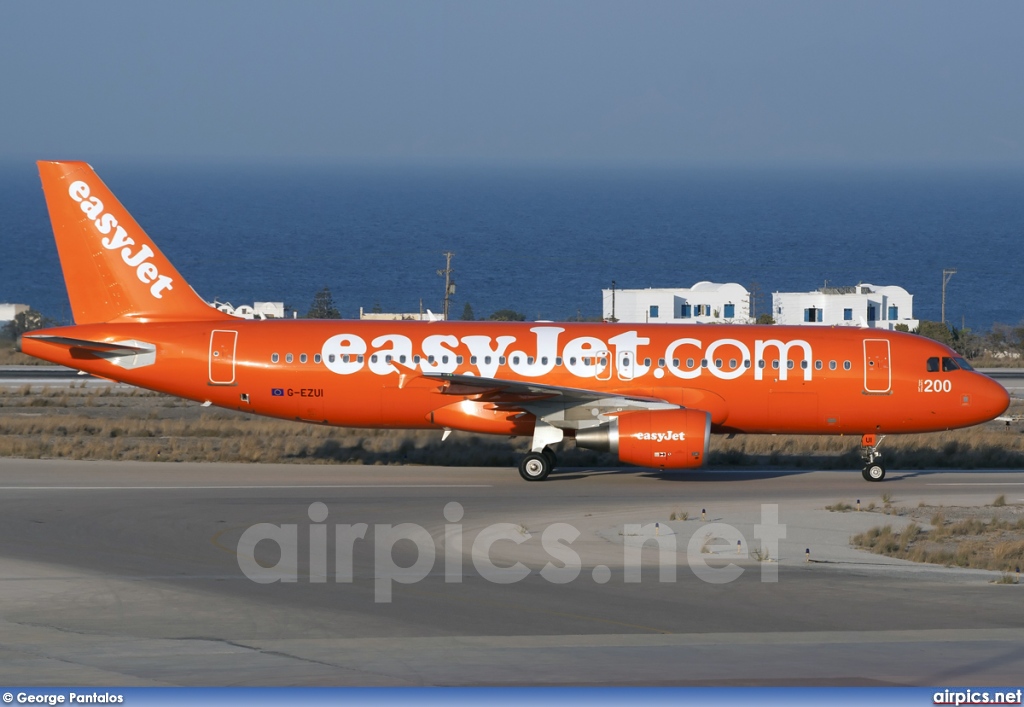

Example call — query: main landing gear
[518,420,564,482]
[860,433,886,482]
[519,447,557,482]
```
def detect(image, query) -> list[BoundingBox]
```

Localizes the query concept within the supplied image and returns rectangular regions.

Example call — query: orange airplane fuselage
[21,319,1008,436]
[19,161,1011,482]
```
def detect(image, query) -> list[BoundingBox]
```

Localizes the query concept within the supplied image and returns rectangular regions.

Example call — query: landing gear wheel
[862,464,886,482]
[519,452,552,482]
[541,447,557,469]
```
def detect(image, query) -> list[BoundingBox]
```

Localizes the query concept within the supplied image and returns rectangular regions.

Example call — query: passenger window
[484,356,492,364]
[942,357,959,372]
[673,358,680,367]
[456,356,464,364]
[357,355,364,363]
[527,357,535,365]
[643,358,651,367]
[658,358,666,367]
[926,357,940,372]
[414,355,421,364]
[569,357,577,366]
[600,357,608,366]
[772,360,779,369]
[758,360,765,369]
[428,355,435,364]
[329,354,336,363]
[370,355,378,363]
[385,355,393,364]
[814,360,822,370]
[556,357,563,366]
[843,360,852,370]
[442,355,449,364]
[271,353,279,363]
[470,356,478,364]
[801,360,808,369]
[499,356,506,365]
[829,361,837,370]
[314,354,322,364]
[342,354,349,363]
[729,359,736,369]
[285,353,293,363]
[513,356,521,365]
[686,358,694,368]
[541,356,548,365]
[744,360,751,368]
[399,355,406,363]
[300,354,307,363]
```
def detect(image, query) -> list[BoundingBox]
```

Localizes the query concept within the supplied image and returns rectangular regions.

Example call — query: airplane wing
[423,371,679,431]
[424,372,671,405]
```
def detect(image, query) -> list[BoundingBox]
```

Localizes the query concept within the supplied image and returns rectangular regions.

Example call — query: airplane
[18,161,1011,483]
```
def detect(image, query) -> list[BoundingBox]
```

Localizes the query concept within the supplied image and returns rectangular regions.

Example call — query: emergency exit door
[209,330,238,385]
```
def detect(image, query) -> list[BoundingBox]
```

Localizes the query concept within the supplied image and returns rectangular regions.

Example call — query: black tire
[863,464,885,482]
[542,447,557,469]
[519,452,551,481]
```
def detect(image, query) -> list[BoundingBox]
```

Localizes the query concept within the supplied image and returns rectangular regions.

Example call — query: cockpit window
[926,357,939,372]
[941,357,959,372]
[953,357,974,371]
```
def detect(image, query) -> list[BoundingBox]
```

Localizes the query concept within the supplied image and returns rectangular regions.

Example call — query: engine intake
[575,408,711,469]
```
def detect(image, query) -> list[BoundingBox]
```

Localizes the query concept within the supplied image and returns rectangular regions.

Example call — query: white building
[213,301,287,319]
[0,303,29,323]
[601,282,751,324]
[359,307,442,321]
[772,284,919,330]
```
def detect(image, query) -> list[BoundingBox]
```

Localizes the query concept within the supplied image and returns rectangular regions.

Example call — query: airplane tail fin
[37,161,230,324]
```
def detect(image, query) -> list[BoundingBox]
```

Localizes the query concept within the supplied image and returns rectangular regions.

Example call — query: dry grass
[1,386,1024,469]
[853,511,1024,573]
[0,345,54,365]
[825,501,855,512]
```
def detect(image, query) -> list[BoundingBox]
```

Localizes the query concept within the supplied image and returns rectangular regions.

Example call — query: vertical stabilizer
[37,161,229,324]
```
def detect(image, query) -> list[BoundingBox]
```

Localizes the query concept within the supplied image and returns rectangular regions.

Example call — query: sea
[1,162,1022,332]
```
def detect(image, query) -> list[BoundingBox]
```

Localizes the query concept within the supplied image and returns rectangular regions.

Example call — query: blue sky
[2,1,1022,166]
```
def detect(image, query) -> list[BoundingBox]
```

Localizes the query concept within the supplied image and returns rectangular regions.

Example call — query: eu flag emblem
[271,388,284,396]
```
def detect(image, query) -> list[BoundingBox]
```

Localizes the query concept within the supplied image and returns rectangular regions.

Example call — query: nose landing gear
[860,433,886,482]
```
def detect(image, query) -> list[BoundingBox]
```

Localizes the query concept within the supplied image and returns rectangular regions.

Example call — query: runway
[1,459,1022,686]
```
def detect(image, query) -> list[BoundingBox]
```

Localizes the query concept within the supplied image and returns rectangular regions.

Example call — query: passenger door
[863,339,891,393]
[209,330,238,385]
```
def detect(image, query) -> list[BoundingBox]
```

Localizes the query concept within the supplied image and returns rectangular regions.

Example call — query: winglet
[37,161,229,324]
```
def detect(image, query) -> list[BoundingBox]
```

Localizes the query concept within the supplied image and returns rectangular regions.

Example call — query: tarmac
[1,459,1022,686]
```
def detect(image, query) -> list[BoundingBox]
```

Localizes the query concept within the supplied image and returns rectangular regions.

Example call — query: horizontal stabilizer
[23,334,154,356]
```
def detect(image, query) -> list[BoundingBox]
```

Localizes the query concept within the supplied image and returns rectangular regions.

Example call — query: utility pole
[437,252,455,321]
[610,280,617,322]
[749,281,761,320]
[941,268,956,325]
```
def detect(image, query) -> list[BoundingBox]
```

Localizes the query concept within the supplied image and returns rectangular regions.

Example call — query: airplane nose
[975,373,1011,421]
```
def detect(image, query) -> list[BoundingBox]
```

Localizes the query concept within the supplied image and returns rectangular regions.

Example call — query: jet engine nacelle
[575,408,711,469]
